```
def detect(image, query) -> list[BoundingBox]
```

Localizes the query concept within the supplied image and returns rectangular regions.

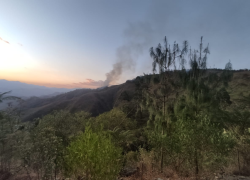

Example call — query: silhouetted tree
[0,91,20,103]
[147,36,188,172]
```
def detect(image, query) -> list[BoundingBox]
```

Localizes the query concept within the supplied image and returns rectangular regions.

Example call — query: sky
[0,0,250,89]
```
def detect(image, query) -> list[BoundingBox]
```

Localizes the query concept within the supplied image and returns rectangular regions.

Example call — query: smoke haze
[103,22,154,86]
[92,0,250,87]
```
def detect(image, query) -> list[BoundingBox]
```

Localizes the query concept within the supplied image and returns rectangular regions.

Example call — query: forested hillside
[16,69,250,123]
[1,37,250,180]
[19,81,136,121]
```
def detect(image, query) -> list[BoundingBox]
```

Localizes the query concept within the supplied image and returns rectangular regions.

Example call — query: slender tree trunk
[164,96,166,128]
[160,126,164,173]
[238,148,241,175]
[160,96,166,173]
[86,168,89,180]
[54,166,57,180]
[140,105,142,119]
[0,142,2,171]
[3,142,5,171]
[25,166,32,180]
[195,149,199,180]
[141,162,143,180]
[160,146,163,173]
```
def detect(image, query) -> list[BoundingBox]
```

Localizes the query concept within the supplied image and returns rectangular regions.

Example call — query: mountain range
[0,79,76,110]
[0,79,75,97]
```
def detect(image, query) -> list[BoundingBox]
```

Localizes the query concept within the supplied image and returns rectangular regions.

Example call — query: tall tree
[146,37,188,172]
[174,37,233,177]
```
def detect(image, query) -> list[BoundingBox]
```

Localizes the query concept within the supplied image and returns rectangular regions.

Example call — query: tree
[174,115,234,176]
[225,60,233,70]
[0,101,22,172]
[225,109,250,175]
[0,91,20,103]
[22,110,91,179]
[144,36,233,176]
[174,37,234,177]
[24,126,63,180]
[90,108,137,152]
[34,110,90,146]
[90,108,135,132]
[221,60,234,87]
[65,125,122,180]
[146,36,189,172]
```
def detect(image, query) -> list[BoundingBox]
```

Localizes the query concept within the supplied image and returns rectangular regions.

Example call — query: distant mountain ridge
[0,79,76,97]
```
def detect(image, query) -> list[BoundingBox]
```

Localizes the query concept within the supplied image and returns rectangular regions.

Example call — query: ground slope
[20,81,136,121]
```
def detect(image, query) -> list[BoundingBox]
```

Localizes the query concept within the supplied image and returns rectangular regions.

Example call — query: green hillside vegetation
[19,82,136,122]
[1,37,250,180]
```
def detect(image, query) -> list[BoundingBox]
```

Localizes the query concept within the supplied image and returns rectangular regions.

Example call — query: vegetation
[65,125,122,180]
[1,37,250,179]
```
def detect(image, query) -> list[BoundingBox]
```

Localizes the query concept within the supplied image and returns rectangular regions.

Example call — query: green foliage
[119,91,131,101]
[143,36,236,176]
[90,108,137,152]
[0,109,22,171]
[65,125,122,180]
[25,126,63,179]
[91,108,135,131]
[225,110,250,171]
[175,115,234,173]
[146,115,234,175]
[35,110,90,146]
[22,110,90,179]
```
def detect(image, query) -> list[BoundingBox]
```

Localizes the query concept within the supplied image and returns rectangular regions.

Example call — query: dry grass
[224,150,250,177]
[122,149,182,180]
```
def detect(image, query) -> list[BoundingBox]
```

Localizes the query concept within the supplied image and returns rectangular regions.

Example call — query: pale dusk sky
[0,0,249,88]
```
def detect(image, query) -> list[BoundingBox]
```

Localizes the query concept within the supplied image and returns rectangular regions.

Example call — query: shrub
[65,125,122,180]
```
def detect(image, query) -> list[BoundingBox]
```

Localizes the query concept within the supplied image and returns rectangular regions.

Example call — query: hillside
[18,70,250,122]
[228,70,250,106]
[20,81,136,121]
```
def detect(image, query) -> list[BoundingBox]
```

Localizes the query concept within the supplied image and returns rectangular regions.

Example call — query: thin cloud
[0,37,10,44]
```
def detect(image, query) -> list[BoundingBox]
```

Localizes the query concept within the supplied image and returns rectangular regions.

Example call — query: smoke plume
[103,22,154,86]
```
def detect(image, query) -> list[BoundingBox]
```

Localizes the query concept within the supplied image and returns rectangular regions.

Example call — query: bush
[91,108,136,131]
[65,125,122,180]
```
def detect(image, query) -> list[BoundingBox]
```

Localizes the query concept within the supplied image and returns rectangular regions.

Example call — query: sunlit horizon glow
[0,38,37,70]
[0,1,250,89]
[0,36,105,89]
[0,76,106,89]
